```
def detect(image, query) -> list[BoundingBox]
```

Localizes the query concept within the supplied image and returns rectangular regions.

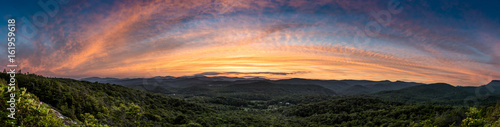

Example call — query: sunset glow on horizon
[1,0,499,86]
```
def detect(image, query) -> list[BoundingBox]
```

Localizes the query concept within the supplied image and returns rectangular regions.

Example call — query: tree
[461,107,487,127]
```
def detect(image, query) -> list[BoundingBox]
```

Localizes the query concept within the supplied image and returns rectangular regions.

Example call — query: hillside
[218,81,337,97]
[281,97,465,126]
[5,73,500,126]
[371,83,499,105]
[82,77,423,96]
[0,80,67,126]
[0,73,212,126]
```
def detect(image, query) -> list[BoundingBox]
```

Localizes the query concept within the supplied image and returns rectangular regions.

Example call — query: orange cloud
[9,0,500,86]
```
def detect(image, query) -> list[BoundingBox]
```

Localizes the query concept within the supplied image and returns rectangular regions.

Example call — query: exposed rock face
[42,101,76,125]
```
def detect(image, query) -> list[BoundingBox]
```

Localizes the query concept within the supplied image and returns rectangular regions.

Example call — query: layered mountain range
[81,76,425,95]
[82,76,500,105]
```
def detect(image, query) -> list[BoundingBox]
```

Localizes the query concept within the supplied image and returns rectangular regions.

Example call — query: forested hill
[3,73,500,126]
[82,76,424,95]
[371,83,500,106]
[0,73,212,126]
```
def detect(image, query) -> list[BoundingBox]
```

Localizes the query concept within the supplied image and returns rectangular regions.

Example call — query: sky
[1,0,499,86]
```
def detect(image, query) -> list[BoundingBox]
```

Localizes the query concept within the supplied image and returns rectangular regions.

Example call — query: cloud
[3,0,499,86]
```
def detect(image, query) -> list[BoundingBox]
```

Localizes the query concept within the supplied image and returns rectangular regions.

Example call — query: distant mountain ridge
[81,76,500,105]
[81,76,425,95]
[371,81,500,105]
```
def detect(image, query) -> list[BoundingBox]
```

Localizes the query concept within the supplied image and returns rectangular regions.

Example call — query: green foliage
[81,113,109,127]
[458,105,500,127]
[4,73,500,126]
[372,83,473,105]
[0,80,64,126]
[0,73,211,126]
[412,107,466,127]
[208,96,249,107]
[461,107,488,127]
[282,97,466,126]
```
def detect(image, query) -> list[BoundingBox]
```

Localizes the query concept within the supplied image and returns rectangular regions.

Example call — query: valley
[1,73,500,126]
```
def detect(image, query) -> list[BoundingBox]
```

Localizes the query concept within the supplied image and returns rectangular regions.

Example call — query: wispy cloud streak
[2,0,499,86]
